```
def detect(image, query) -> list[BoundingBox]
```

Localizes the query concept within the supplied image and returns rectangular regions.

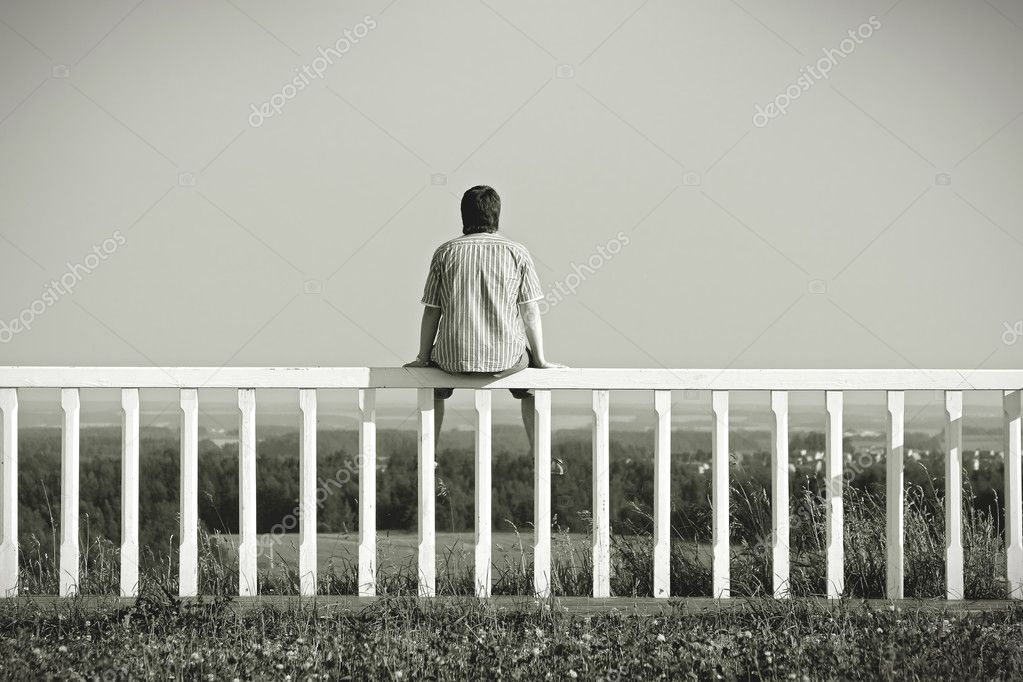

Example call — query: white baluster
[1004,390,1023,599]
[0,389,17,597]
[771,390,789,598]
[238,389,257,596]
[886,390,905,599]
[179,389,199,597]
[592,390,611,598]
[653,390,671,598]
[299,389,317,597]
[945,391,964,600]
[825,390,844,598]
[60,388,80,597]
[534,389,552,598]
[358,389,376,597]
[474,390,492,598]
[417,389,435,597]
[711,390,729,599]
[120,389,140,597]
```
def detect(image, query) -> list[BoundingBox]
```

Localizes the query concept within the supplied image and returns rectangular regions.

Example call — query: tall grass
[16,472,1009,600]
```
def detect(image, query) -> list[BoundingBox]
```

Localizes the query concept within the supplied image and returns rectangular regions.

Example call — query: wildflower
[190,652,201,661]
[581,633,593,642]
[276,664,284,670]
[57,645,68,653]
[568,671,578,679]
[876,627,884,634]
[395,672,404,680]
[532,647,540,656]
[535,627,544,638]
[656,634,666,643]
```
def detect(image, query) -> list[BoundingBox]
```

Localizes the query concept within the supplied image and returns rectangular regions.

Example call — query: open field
[210,531,716,574]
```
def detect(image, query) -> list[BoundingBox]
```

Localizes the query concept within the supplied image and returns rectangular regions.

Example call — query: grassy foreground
[1,595,1021,680]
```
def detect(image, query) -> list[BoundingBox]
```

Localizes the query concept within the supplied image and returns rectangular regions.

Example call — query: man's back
[421,232,543,373]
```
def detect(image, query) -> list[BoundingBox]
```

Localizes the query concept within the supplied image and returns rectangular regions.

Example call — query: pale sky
[2,0,1023,388]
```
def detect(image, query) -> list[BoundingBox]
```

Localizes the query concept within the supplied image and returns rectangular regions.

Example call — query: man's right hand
[534,360,567,369]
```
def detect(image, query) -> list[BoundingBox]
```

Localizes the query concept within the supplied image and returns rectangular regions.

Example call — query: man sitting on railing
[405,184,564,456]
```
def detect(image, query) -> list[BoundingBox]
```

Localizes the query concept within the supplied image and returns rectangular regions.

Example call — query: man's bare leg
[521,394,535,455]
[434,398,445,448]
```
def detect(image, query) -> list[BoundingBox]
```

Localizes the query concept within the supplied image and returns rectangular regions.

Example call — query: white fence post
[886,390,905,600]
[299,388,318,597]
[825,390,844,598]
[1004,390,1023,599]
[417,388,436,597]
[120,389,140,598]
[59,388,80,597]
[474,390,492,598]
[592,390,611,598]
[358,389,376,597]
[653,390,671,598]
[945,391,964,600]
[238,389,257,596]
[533,389,552,598]
[771,390,790,598]
[711,390,729,599]
[0,389,17,597]
[179,388,199,597]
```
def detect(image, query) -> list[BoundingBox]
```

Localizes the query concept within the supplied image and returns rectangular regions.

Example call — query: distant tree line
[13,426,1007,557]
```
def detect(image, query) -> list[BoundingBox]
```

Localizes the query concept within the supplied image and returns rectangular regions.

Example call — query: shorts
[432,349,534,401]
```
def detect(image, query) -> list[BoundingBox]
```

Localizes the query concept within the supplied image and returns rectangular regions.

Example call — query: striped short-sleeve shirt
[421,232,544,373]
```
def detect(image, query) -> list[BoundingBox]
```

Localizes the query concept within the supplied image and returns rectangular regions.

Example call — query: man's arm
[519,300,564,369]
[405,305,441,367]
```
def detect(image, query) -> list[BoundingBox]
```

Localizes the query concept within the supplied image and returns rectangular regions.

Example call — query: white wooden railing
[0,367,1021,600]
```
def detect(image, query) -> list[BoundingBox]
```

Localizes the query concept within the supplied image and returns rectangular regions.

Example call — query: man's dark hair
[461,185,500,234]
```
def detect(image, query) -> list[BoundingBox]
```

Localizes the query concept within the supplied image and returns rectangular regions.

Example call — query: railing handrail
[1,366,1022,390]
[1,367,1021,602]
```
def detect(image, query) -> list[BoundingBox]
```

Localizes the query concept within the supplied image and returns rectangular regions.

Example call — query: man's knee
[509,388,534,400]
[434,388,454,401]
